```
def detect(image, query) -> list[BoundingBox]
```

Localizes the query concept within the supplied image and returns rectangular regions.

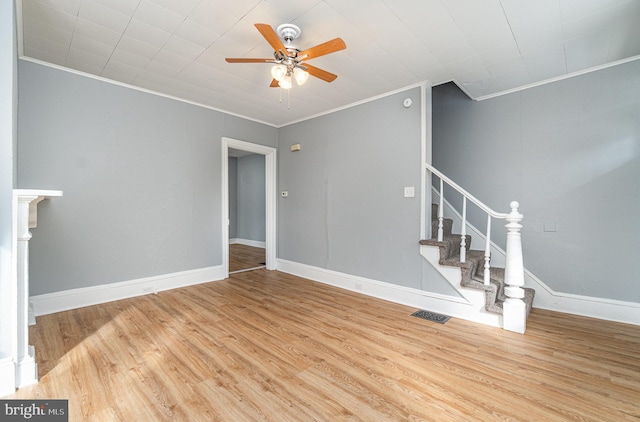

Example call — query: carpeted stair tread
[471,266,507,301]
[420,233,472,261]
[488,287,535,315]
[473,265,505,281]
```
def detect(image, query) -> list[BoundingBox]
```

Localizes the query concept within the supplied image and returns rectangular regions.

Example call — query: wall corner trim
[18,57,278,128]
[30,266,225,317]
[466,55,640,101]
[277,82,429,128]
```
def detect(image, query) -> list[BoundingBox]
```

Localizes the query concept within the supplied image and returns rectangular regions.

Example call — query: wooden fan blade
[304,63,338,83]
[270,79,280,88]
[225,58,273,63]
[255,23,288,56]
[299,38,346,60]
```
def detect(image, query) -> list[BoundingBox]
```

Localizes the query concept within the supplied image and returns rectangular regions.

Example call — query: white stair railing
[426,164,527,333]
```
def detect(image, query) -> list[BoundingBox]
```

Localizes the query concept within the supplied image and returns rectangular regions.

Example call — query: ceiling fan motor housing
[277,24,301,49]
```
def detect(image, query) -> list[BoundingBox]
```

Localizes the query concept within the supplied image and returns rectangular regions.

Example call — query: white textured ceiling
[18,0,640,126]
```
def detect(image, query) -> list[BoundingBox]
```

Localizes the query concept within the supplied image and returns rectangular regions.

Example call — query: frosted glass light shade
[294,68,309,85]
[279,76,292,89]
[271,65,286,81]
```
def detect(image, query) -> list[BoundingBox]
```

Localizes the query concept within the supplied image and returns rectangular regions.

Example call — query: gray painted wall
[228,154,265,243]
[432,60,640,302]
[228,157,238,239]
[278,88,458,295]
[0,0,17,364]
[236,154,265,242]
[17,60,277,295]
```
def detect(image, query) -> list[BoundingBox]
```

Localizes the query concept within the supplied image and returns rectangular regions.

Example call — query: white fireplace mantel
[11,189,62,389]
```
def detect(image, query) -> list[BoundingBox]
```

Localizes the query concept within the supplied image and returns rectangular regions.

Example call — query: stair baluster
[437,179,444,242]
[460,197,466,263]
[484,215,491,286]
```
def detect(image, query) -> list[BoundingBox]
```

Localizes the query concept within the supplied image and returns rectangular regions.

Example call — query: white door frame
[221,137,277,278]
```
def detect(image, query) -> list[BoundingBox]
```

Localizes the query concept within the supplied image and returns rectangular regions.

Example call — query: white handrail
[426,163,507,219]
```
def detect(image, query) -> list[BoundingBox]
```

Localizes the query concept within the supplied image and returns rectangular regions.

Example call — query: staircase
[421,164,536,333]
[421,203,535,321]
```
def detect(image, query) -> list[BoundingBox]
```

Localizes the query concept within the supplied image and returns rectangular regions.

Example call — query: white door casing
[221,137,277,278]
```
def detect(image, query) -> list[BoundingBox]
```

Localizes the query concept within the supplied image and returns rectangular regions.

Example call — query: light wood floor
[7,270,640,421]
[228,243,265,273]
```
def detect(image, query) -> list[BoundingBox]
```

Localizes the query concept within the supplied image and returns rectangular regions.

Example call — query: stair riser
[431,218,453,238]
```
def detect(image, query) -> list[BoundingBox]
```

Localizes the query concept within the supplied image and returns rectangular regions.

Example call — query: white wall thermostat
[403,98,412,108]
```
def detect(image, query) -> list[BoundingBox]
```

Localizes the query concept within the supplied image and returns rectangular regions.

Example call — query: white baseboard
[276,259,502,328]
[0,358,16,398]
[229,238,266,248]
[434,190,640,326]
[30,265,225,317]
[523,272,640,325]
[28,256,639,328]
[16,351,37,389]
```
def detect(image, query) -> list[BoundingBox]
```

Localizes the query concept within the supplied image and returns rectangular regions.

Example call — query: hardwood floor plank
[6,269,640,421]
[228,243,265,273]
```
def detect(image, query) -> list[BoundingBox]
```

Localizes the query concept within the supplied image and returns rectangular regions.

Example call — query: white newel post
[13,189,62,388]
[502,201,526,334]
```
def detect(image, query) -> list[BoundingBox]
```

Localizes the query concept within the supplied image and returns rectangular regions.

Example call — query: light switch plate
[404,186,415,198]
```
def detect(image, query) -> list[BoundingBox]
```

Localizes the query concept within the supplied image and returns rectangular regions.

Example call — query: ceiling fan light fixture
[293,67,309,85]
[271,65,287,81]
[226,23,346,96]
[279,75,292,89]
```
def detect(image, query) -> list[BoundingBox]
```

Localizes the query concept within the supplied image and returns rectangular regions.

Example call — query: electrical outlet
[142,286,153,294]
[355,283,363,291]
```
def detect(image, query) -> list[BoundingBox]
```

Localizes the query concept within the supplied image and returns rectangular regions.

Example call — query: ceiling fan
[225,23,346,89]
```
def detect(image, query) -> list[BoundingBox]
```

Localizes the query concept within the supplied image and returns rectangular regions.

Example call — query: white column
[502,201,526,334]
[13,189,62,388]
[15,194,37,387]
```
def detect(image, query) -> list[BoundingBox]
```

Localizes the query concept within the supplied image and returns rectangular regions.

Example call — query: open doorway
[221,138,277,279]
[228,150,265,273]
